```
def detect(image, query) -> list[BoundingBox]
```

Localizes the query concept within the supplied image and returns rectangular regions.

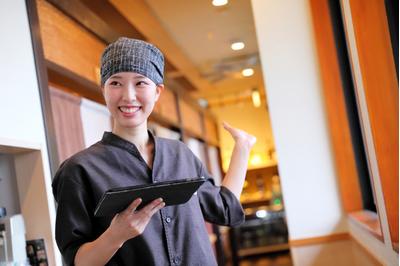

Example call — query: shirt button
[165,217,171,223]
[173,257,180,264]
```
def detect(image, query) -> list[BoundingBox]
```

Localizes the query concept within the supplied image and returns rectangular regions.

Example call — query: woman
[53,37,256,265]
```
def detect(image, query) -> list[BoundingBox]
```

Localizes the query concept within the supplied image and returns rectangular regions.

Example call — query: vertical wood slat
[348,0,398,244]
[153,87,180,126]
[204,115,219,146]
[179,99,203,138]
[309,0,363,212]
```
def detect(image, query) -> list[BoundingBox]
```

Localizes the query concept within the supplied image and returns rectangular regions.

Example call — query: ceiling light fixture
[212,0,228,7]
[252,88,261,107]
[197,98,209,108]
[231,41,245,50]
[242,68,254,77]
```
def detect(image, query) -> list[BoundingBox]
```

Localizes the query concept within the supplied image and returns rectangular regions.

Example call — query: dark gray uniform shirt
[52,132,244,266]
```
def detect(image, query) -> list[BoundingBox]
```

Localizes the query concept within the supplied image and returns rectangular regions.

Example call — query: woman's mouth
[119,106,141,114]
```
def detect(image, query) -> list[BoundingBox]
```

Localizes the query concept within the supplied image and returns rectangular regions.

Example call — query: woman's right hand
[74,198,165,266]
[107,197,165,247]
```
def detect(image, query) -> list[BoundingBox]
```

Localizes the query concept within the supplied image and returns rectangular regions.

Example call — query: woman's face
[102,72,163,130]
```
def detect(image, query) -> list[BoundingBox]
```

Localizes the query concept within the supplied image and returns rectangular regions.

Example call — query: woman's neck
[112,123,150,152]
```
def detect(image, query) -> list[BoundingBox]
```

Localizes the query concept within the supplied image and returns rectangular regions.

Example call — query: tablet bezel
[94,177,205,217]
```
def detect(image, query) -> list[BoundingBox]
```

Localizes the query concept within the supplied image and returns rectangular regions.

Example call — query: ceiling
[117,0,266,106]
[145,0,259,66]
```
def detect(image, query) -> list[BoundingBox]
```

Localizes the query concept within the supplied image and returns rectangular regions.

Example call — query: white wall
[0,0,61,265]
[251,0,346,241]
[80,98,112,147]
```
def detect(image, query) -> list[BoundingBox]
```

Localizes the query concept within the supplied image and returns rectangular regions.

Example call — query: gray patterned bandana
[100,37,164,86]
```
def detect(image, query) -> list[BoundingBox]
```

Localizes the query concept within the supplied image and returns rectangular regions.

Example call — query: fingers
[222,121,231,130]
[222,121,235,134]
[125,198,142,213]
[139,198,164,216]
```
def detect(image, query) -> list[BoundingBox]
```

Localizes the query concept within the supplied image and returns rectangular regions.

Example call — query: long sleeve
[196,159,245,226]
[52,161,95,265]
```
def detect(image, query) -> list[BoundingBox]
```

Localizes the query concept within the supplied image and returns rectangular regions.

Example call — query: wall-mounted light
[212,0,228,7]
[252,88,261,107]
[231,41,245,51]
[241,68,254,77]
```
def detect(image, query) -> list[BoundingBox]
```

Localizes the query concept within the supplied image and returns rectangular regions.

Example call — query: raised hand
[223,122,257,150]
[221,122,257,199]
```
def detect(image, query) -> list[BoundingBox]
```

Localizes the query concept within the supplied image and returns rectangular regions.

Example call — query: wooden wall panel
[309,0,362,212]
[37,0,105,85]
[153,88,179,125]
[204,116,219,146]
[348,0,398,244]
[179,99,203,138]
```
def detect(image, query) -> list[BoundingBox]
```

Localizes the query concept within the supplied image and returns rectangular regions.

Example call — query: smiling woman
[51,37,256,266]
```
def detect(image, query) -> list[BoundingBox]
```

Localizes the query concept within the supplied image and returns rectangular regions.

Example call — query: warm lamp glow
[212,0,228,6]
[252,89,261,107]
[249,153,262,166]
[241,68,254,77]
[231,41,245,50]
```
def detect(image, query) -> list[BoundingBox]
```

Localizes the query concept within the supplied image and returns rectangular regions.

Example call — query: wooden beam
[37,0,105,85]
[79,0,144,41]
[109,0,216,92]
[45,0,120,43]
[309,0,363,212]
[346,0,399,245]
[46,60,104,104]
[79,0,193,83]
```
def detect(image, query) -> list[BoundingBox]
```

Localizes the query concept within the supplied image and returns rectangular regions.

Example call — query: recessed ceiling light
[198,98,209,108]
[231,41,245,50]
[212,0,228,7]
[242,68,254,77]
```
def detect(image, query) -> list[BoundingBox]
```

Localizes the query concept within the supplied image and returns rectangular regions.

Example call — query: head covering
[100,37,164,86]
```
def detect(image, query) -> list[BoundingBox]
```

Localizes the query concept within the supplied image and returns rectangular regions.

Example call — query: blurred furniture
[229,166,289,266]
[229,206,289,266]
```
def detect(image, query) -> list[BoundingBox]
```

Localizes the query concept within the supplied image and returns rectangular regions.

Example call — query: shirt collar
[101,130,157,157]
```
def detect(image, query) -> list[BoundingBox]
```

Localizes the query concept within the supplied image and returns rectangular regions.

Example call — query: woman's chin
[115,120,146,130]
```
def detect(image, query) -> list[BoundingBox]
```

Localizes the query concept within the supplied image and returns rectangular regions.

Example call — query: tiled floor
[235,239,381,266]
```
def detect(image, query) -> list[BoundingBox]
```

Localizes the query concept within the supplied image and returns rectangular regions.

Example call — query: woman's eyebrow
[109,75,122,79]
[134,74,146,79]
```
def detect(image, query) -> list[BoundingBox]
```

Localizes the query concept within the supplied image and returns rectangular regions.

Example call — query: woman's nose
[122,84,137,101]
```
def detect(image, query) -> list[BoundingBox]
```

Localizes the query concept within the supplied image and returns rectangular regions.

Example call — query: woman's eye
[137,81,149,86]
[110,81,121,86]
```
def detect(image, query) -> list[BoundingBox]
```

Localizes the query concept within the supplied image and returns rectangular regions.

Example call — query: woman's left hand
[223,122,257,150]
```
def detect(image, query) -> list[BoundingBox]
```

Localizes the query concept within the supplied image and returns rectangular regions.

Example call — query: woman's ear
[155,84,164,102]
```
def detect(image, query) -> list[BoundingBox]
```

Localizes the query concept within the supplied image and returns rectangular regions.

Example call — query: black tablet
[94,177,206,217]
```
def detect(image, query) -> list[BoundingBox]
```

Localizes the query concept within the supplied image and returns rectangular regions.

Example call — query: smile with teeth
[119,106,141,114]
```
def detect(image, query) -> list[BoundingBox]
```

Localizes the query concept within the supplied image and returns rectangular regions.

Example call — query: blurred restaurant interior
[0,0,398,265]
